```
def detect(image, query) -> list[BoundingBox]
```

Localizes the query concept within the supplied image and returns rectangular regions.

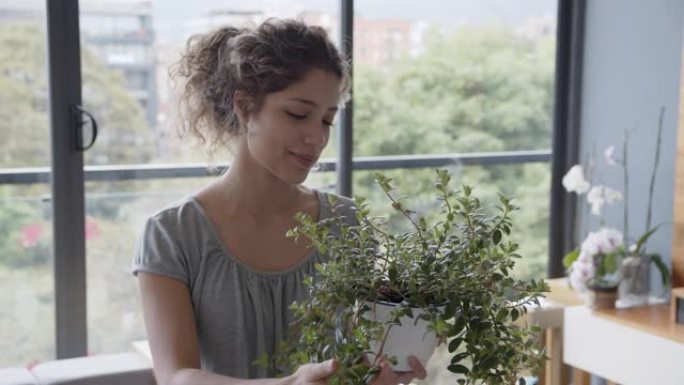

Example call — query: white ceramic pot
[363,301,440,371]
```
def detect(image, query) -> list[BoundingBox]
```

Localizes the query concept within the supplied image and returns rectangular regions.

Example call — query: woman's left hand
[371,355,427,385]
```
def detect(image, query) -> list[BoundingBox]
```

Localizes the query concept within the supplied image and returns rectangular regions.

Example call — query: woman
[132,19,427,385]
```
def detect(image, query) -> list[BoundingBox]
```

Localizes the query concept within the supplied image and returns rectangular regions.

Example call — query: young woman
[132,19,427,385]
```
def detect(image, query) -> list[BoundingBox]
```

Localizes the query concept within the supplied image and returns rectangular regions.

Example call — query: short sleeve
[131,214,190,285]
[325,193,360,228]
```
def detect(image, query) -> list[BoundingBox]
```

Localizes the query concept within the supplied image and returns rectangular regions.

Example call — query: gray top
[131,190,356,379]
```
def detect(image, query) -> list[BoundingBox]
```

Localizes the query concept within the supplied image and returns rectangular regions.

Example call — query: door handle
[70,104,98,151]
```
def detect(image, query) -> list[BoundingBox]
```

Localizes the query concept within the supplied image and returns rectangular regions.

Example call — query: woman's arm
[137,273,297,385]
[137,272,419,385]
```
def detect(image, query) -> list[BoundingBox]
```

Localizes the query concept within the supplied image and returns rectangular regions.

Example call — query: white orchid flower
[581,227,623,256]
[604,146,617,166]
[604,187,623,205]
[587,186,605,215]
[562,165,591,194]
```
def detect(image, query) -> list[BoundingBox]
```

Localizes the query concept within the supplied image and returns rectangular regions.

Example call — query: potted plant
[561,108,670,308]
[562,227,623,308]
[259,169,548,385]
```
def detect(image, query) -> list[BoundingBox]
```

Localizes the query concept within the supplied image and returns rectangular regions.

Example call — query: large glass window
[350,2,557,381]
[78,0,337,357]
[0,1,55,367]
[0,1,558,380]
[352,0,557,278]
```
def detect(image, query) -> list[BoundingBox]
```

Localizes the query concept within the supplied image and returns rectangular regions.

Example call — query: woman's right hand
[288,359,337,385]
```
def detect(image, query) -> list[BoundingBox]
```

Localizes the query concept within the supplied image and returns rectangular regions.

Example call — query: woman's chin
[277,168,310,185]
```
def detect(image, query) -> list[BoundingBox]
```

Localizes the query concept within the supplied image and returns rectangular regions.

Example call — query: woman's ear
[233,90,250,129]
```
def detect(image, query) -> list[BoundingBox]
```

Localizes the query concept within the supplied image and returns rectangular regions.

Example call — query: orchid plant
[562,108,670,294]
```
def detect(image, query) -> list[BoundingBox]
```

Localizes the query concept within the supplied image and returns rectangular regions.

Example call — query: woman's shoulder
[143,196,204,234]
[319,190,355,209]
[317,189,359,225]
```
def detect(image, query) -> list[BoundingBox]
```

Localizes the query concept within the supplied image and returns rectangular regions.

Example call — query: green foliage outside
[0,20,555,378]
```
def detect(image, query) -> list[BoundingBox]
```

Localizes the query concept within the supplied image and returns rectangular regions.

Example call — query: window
[0,1,560,379]
[350,2,558,380]
[0,2,55,367]
[78,0,337,359]
[352,0,556,277]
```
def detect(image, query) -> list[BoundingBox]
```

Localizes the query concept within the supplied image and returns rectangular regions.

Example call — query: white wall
[578,0,684,296]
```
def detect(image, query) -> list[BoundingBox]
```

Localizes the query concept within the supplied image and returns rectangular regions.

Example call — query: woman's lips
[289,151,316,168]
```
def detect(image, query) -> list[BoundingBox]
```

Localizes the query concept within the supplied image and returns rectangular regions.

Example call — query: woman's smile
[287,150,317,169]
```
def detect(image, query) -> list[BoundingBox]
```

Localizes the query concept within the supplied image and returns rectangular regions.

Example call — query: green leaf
[447,364,469,374]
[389,265,398,282]
[635,224,664,254]
[651,254,670,286]
[452,316,466,336]
[448,337,463,353]
[493,229,502,245]
[511,308,519,322]
[479,355,497,370]
[603,252,618,273]
[450,352,469,365]
[562,248,579,268]
[496,308,509,323]
[363,366,381,385]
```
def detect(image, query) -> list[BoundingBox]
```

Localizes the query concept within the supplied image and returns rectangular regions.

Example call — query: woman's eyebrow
[289,97,338,111]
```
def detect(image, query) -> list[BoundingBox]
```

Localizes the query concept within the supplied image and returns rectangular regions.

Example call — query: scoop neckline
[187,189,327,277]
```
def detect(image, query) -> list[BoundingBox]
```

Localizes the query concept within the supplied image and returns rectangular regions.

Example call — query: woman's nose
[302,122,328,146]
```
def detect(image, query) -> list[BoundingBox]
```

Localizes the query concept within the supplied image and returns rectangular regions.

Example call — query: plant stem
[372,321,394,366]
[382,188,426,248]
[644,107,665,252]
[362,215,394,271]
[622,131,629,248]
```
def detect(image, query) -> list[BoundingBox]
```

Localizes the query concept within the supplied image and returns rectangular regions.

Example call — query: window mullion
[46,0,88,358]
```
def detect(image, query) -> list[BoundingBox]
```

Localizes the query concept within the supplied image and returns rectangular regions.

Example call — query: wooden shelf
[544,278,584,306]
[594,304,684,344]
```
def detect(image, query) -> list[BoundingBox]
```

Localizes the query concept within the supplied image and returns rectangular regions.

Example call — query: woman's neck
[212,153,306,220]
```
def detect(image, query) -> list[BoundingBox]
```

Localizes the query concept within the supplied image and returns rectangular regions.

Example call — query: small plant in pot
[561,107,671,308]
[262,170,548,385]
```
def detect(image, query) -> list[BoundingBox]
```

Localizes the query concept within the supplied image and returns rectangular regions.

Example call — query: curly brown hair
[170,18,350,155]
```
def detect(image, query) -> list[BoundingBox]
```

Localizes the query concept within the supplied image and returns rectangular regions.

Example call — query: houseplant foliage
[261,169,548,385]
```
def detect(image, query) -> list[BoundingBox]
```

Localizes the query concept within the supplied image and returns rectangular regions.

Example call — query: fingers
[373,356,427,385]
[301,359,336,381]
[395,371,418,384]
[406,355,427,380]
[374,358,400,385]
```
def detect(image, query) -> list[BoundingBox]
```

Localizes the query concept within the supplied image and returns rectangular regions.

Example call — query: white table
[564,305,684,385]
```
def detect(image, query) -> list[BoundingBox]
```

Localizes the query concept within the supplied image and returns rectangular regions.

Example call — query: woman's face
[241,68,341,184]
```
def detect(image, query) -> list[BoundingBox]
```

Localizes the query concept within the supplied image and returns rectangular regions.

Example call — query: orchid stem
[644,107,665,254]
[623,131,629,249]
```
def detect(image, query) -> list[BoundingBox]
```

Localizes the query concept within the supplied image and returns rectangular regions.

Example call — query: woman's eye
[323,120,334,128]
[286,111,307,120]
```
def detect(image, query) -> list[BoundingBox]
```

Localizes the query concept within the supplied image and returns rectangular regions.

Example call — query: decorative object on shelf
[562,107,670,308]
[562,227,622,308]
[619,253,655,307]
[671,287,684,324]
[258,169,548,385]
[589,287,618,310]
